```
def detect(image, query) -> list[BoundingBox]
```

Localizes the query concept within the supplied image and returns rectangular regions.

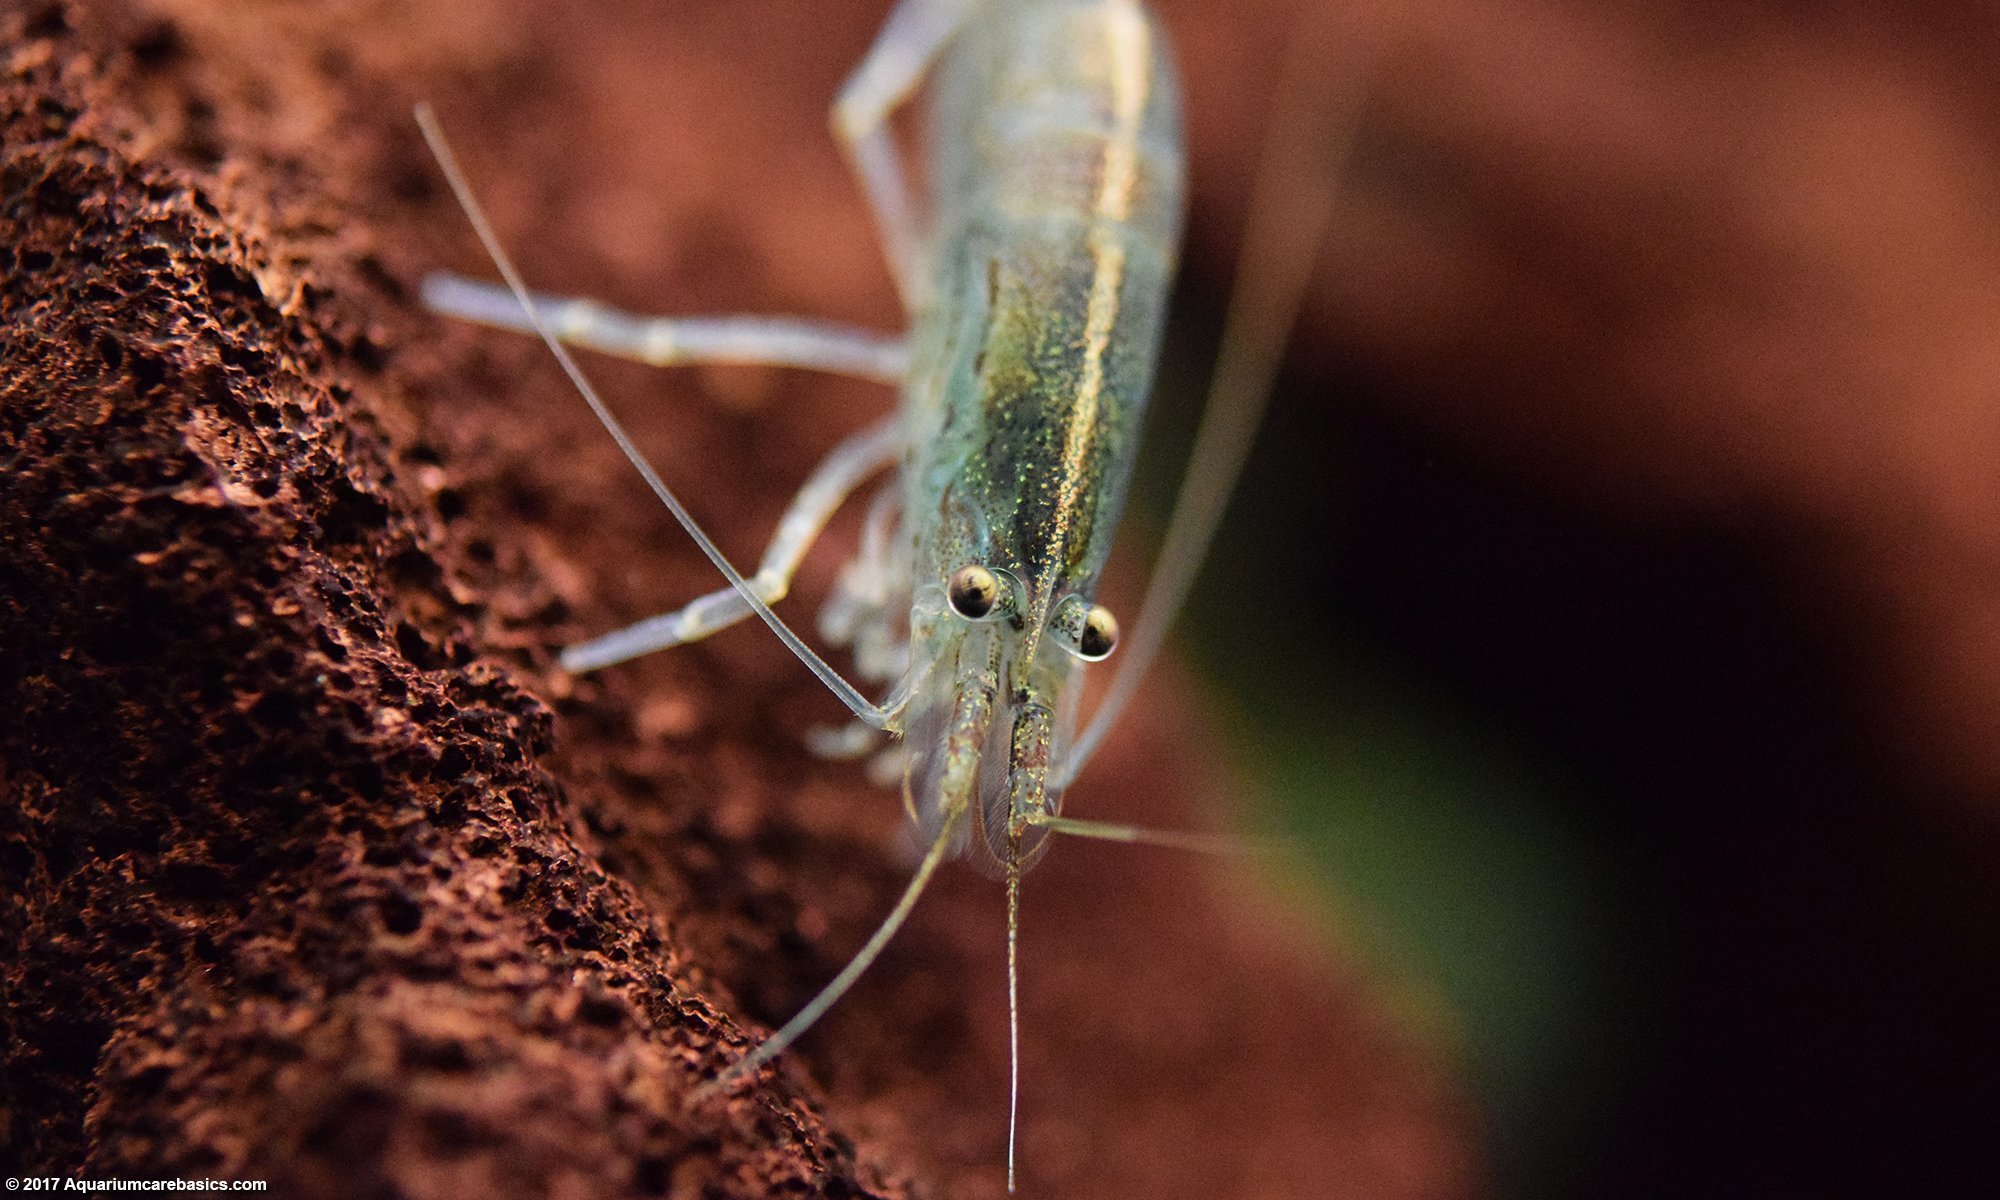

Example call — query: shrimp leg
[422,274,907,382]
[561,415,902,672]
[832,0,983,308]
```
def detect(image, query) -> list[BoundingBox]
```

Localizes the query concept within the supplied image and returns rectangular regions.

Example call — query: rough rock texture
[0,3,1476,1198]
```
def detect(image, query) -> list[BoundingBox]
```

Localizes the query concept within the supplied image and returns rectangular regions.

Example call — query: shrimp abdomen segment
[934,0,1183,252]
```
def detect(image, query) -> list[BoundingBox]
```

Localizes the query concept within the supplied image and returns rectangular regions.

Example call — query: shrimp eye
[948,564,1000,620]
[1077,604,1119,660]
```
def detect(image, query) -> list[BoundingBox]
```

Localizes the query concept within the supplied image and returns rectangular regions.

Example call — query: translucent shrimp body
[900,0,1184,871]
[419,0,1239,1189]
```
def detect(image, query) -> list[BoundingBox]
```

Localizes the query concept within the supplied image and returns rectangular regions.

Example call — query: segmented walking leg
[562,416,902,672]
[831,0,983,309]
[423,274,908,382]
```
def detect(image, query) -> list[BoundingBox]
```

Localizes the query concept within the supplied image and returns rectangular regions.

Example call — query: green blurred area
[1136,326,1638,1197]
[1201,614,1628,1197]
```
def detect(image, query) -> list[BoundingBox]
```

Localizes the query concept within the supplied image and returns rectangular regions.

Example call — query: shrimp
[417,0,1350,1189]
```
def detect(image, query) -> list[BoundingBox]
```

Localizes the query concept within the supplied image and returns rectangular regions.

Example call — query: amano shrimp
[418,0,1347,1188]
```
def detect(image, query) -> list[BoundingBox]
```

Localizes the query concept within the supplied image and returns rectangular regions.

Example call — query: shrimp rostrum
[420,0,1328,1183]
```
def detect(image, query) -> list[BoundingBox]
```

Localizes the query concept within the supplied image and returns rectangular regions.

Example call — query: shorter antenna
[414,103,891,728]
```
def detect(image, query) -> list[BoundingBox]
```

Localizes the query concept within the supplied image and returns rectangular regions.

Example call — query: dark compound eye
[948,564,1000,620]
[1077,604,1119,660]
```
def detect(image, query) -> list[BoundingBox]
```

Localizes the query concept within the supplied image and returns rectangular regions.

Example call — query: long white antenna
[414,103,892,728]
[1058,18,1373,787]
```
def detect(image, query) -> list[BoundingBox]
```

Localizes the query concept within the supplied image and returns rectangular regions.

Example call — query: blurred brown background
[1168,0,2000,1196]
